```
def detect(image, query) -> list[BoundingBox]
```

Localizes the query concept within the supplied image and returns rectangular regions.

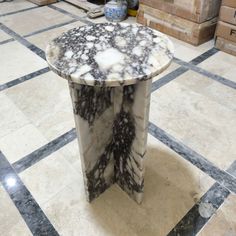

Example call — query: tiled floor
[0,1,236,236]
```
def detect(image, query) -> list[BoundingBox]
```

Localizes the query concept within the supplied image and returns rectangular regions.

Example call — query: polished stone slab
[0,67,50,92]
[46,23,173,203]
[167,160,236,236]
[174,57,236,89]
[13,128,76,173]
[0,23,46,60]
[46,23,173,87]
[148,122,236,194]
[0,151,59,235]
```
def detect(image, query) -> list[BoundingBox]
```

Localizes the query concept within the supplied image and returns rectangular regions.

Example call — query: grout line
[187,64,236,89]
[48,4,93,25]
[0,151,59,236]
[0,18,80,46]
[151,47,229,93]
[1,1,235,197]
[0,6,39,18]
[174,57,236,90]
[0,67,50,92]
[148,122,236,194]
[13,128,76,173]
[0,3,235,234]
[12,122,236,198]
[23,18,78,38]
[151,67,188,92]
[0,38,15,45]
[0,23,46,60]
[189,47,219,65]
[167,160,236,236]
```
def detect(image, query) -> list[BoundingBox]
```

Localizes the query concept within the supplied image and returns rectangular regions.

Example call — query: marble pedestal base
[68,80,152,204]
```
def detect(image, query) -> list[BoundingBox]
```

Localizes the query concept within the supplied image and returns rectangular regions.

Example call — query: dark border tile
[0,23,46,60]
[0,38,15,45]
[48,4,93,25]
[23,18,78,38]
[190,48,219,65]
[148,122,236,194]
[167,160,236,236]
[174,57,236,90]
[151,67,188,92]
[0,151,59,236]
[0,6,39,18]
[0,67,50,92]
[13,128,76,173]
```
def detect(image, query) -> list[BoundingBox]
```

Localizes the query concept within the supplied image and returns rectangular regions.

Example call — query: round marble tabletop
[46,23,174,87]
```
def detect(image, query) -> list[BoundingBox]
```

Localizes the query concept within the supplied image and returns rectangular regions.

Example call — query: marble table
[46,23,174,204]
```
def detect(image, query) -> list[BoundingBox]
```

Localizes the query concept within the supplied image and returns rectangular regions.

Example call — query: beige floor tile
[176,70,236,111]
[152,62,180,82]
[0,186,32,236]
[52,1,87,17]
[42,182,138,236]
[150,71,236,170]
[0,0,35,15]
[5,71,75,141]
[99,135,214,236]
[198,194,236,236]
[46,134,213,236]
[0,93,29,139]
[19,151,81,206]
[59,139,80,166]
[0,30,11,42]
[1,6,73,36]
[0,124,48,163]
[0,41,46,84]
[169,36,214,62]
[27,21,85,51]
[198,51,236,83]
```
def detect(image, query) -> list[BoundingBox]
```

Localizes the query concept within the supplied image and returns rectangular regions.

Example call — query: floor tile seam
[174,57,236,90]
[167,160,236,236]
[0,22,46,60]
[48,4,94,25]
[0,151,60,236]
[0,6,39,18]
[148,122,236,194]
[12,128,77,173]
[0,67,50,92]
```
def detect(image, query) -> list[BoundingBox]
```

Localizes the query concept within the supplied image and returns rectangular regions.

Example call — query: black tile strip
[174,57,236,90]
[48,4,93,25]
[189,64,236,90]
[148,122,236,194]
[151,47,222,93]
[13,128,77,173]
[0,6,39,18]
[189,47,219,65]
[151,67,188,92]
[23,18,78,38]
[0,38,15,45]
[0,151,59,236]
[0,23,46,60]
[0,67,50,92]
[0,19,79,46]
[167,160,236,236]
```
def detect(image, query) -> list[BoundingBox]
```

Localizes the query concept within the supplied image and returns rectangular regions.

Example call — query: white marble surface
[46,23,174,87]
[46,22,173,203]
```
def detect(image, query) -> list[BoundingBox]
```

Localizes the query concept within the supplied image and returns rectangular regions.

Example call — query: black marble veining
[83,84,144,201]
[46,23,173,86]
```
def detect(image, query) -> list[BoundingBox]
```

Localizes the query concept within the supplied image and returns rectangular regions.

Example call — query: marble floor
[0,0,236,235]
